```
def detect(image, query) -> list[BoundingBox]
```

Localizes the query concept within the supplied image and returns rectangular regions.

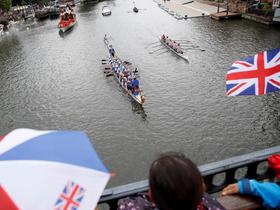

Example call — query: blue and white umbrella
[0,128,110,210]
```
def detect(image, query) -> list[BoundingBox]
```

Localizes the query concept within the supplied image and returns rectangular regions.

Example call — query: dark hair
[149,152,203,210]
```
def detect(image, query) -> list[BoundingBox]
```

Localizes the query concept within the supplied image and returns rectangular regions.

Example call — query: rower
[161,34,166,41]
[177,43,183,54]
[69,13,73,20]
[134,68,138,73]
[172,41,177,50]
[109,45,115,58]
[131,77,139,93]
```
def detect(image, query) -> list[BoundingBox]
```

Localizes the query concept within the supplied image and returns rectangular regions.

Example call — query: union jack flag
[54,181,86,210]
[226,48,280,96]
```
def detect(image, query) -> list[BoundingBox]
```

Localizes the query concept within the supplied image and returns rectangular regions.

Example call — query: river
[0,0,280,187]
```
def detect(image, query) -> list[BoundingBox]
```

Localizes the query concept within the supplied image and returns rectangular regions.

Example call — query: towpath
[154,0,226,18]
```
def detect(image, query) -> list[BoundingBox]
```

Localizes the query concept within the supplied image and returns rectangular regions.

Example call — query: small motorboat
[102,6,111,16]
[133,7,139,13]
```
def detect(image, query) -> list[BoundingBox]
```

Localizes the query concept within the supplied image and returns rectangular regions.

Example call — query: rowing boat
[104,37,145,105]
[159,36,188,61]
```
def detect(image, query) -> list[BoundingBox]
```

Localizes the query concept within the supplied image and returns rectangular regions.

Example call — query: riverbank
[154,0,226,18]
[154,0,279,24]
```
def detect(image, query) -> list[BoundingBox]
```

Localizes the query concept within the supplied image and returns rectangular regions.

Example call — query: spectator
[117,152,226,210]
[221,154,280,209]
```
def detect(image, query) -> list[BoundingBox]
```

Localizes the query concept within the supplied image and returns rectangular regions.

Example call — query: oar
[156,50,169,56]
[150,44,162,49]
[149,47,165,54]
[145,44,161,50]
[124,61,132,65]
[173,39,191,42]
[149,41,158,45]
[104,71,112,75]
[106,73,113,77]
[185,48,205,51]
[180,43,199,48]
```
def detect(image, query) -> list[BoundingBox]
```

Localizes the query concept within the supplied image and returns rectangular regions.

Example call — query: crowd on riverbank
[0,0,75,33]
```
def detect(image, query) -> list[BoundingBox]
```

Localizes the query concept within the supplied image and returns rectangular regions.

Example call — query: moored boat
[0,24,3,36]
[35,8,49,21]
[104,37,145,105]
[102,6,111,16]
[159,35,188,61]
[49,6,60,19]
[133,7,139,13]
[58,11,76,33]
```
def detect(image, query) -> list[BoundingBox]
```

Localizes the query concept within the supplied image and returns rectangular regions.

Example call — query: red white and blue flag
[226,48,280,96]
[54,181,86,210]
[0,129,110,210]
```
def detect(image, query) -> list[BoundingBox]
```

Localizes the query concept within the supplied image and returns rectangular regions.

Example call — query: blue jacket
[238,179,280,208]
[131,79,139,89]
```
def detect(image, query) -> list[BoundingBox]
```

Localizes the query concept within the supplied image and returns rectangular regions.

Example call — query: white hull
[112,69,143,105]
[102,11,111,16]
[159,36,188,61]
[102,7,111,16]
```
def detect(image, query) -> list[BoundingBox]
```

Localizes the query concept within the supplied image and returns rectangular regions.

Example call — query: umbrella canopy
[226,48,280,96]
[0,128,110,210]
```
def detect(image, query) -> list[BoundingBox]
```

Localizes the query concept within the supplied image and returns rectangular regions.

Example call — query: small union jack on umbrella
[226,48,280,96]
[0,128,110,210]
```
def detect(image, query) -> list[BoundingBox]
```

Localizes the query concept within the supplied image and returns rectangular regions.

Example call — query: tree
[0,0,11,11]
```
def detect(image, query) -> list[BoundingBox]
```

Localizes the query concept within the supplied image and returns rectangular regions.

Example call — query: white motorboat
[102,6,111,16]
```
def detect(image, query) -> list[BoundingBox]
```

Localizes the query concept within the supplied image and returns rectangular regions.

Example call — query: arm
[238,179,280,209]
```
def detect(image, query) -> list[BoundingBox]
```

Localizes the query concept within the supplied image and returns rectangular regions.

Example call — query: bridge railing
[98,145,280,210]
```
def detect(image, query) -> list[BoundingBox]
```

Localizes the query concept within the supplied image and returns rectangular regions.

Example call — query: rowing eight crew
[161,34,183,54]
[109,56,140,96]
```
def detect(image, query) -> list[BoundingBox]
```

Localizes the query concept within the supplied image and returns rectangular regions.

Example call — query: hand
[221,183,239,196]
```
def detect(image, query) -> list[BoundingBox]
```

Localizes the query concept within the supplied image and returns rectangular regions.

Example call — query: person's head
[149,152,203,210]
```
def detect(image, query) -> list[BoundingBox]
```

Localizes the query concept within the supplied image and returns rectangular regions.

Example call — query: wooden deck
[211,11,242,20]
[154,0,224,18]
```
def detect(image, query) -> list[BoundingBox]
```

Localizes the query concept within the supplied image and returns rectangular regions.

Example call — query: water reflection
[0,0,280,187]
[131,101,147,121]
[58,25,77,37]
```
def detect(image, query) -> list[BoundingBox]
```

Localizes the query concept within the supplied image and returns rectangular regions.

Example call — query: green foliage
[263,2,272,10]
[21,0,27,5]
[0,0,11,11]
[36,0,49,6]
